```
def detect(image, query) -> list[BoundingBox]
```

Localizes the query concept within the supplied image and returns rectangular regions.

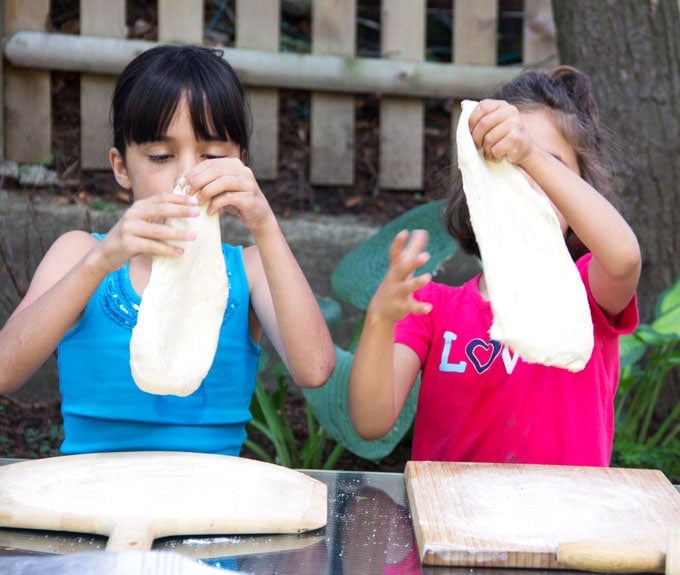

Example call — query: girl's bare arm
[349,230,431,439]
[0,193,201,393]
[246,222,336,389]
[521,148,641,317]
[0,232,106,393]
[190,157,336,388]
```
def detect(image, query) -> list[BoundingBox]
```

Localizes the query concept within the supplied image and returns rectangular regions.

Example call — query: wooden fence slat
[3,0,51,165]
[80,0,125,170]
[310,0,356,186]
[451,0,498,170]
[453,0,498,66]
[2,2,560,191]
[379,0,425,191]
[523,0,559,68]
[158,0,204,43]
[236,0,281,181]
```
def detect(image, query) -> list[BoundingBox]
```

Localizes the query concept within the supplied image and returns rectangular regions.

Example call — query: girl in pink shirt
[349,66,641,466]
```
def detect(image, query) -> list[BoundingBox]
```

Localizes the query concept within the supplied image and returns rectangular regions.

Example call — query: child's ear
[240,149,249,166]
[109,147,132,189]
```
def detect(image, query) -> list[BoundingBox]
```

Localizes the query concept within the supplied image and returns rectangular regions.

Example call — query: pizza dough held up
[130,182,229,396]
[456,100,593,371]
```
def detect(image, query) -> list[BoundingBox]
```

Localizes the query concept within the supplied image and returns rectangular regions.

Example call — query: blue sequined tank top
[57,234,261,455]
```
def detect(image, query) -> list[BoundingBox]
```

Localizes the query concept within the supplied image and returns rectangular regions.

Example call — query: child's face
[519,109,579,234]
[120,96,242,199]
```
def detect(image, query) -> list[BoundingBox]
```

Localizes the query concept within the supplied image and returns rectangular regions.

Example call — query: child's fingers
[114,217,195,253]
[472,114,509,155]
[468,99,502,136]
[469,100,529,162]
[408,272,432,296]
[389,230,429,265]
[112,195,201,253]
[410,300,433,316]
[147,191,198,205]
[193,174,246,206]
[152,201,200,222]
[405,229,430,253]
[184,158,253,204]
[133,192,199,218]
[394,272,432,317]
[381,230,432,320]
[401,231,431,275]
[388,230,410,261]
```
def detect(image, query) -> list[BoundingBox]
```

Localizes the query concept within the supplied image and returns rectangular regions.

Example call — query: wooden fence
[1,0,557,191]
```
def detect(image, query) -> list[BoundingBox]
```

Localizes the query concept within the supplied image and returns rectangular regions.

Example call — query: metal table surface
[0,458,677,575]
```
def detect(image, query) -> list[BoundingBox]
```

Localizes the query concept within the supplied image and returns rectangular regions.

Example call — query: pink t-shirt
[395,254,638,466]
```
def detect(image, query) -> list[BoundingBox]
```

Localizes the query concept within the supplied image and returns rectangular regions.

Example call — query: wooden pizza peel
[0,452,327,551]
[405,461,680,570]
[0,526,326,559]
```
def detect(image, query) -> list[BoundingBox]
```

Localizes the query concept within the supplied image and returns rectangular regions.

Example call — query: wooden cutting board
[405,461,680,569]
[0,452,327,551]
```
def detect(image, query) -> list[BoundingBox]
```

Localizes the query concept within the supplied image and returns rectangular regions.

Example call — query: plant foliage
[245,355,345,470]
[613,279,680,481]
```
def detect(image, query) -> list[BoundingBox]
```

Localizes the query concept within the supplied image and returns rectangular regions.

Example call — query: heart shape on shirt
[466,339,502,373]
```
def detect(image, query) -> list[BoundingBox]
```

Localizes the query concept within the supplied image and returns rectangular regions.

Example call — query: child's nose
[178,155,201,180]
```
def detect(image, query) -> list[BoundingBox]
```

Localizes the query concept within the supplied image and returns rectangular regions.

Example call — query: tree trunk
[551,0,680,415]
[552,0,680,322]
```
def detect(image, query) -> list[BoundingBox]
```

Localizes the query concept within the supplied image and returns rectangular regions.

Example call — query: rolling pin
[557,527,679,574]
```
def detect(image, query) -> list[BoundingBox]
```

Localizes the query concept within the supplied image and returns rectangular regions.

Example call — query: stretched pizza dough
[130,182,229,396]
[456,100,593,371]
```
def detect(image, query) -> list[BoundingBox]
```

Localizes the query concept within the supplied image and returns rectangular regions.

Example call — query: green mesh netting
[302,346,420,461]
[331,200,457,310]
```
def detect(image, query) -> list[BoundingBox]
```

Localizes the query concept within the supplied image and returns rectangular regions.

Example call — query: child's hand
[98,193,200,270]
[468,99,535,165]
[369,230,433,323]
[185,158,274,233]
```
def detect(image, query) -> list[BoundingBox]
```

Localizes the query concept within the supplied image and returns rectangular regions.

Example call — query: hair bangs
[183,58,250,151]
[121,74,184,148]
[112,45,250,156]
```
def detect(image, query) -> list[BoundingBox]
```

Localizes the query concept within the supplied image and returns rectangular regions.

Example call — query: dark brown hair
[111,44,250,158]
[444,65,613,260]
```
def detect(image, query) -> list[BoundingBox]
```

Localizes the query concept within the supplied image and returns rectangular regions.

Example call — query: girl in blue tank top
[0,45,335,455]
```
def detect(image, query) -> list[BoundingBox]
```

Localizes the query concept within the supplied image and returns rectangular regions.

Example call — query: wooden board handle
[556,541,665,573]
[667,527,680,575]
[106,522,156,551]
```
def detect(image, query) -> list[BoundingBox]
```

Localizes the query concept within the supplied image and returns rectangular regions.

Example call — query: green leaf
[618,334,647,369]
[331,201,457,310]
[251,381,293,467]
[651,303,680,338]
[38,155,54,168]
[243,438,274,464]
[654,276,680,317]
[317,295,343,327]
[302,346,418,461]
[635,324,674,346]
[87,198,118,213]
